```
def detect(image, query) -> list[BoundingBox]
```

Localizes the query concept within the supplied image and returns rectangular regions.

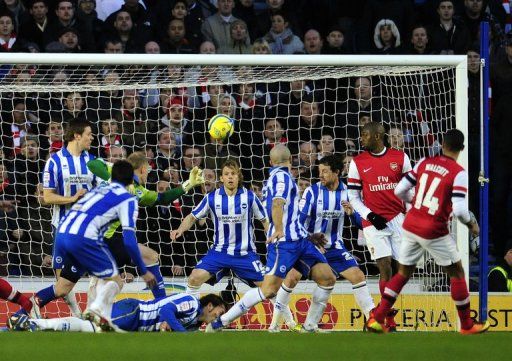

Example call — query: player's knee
[317,271,336,287]
[54,279,75,297]
[188,271,206,287]
[347,268,366,285]
[260,286,277,299]
[140,246,159,265]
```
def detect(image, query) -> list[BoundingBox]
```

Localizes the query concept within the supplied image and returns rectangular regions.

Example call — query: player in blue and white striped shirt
[55,161,156,330]
[171,159,269,296]
[40,120,97,316]
[207,145,336,332]
[270,155,375,331]
[9,293,226,333]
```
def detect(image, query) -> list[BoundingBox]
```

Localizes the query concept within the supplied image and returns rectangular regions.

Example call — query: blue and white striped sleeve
[251,192,267,221]
[118,197,138,231]
[272,172,290,201]
[191,194,210,219]
[298,186,314,224]
[43,157,57,189]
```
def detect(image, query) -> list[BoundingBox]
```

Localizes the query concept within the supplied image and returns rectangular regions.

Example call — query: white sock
[352,281,375,319]
[270,284,295,328]
[90,280,121,320]
[186,284,201,298]
[87,277,98,309]
[33,317,96,332]
[304,285,333,330]
[64,290,82,317]
[220,287,265,326]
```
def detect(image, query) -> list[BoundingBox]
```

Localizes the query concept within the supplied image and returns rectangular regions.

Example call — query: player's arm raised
[171,192,209,241]
[347,159,387,230]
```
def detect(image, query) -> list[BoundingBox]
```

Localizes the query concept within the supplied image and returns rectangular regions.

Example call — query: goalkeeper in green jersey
[85,151,205,299]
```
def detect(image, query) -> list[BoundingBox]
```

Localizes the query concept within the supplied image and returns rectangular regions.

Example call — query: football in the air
[208,114,234,140]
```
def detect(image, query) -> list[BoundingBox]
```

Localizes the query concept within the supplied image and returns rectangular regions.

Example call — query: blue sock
[35,285,56,308]
[147,264,165,299]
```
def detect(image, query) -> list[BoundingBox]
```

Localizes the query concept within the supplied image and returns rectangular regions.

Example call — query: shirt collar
[219,185,243,196]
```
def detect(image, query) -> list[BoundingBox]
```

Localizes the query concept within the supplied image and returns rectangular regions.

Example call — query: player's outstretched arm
[156,166,205,206]
[171,214,198,241]
[87,158,112,181]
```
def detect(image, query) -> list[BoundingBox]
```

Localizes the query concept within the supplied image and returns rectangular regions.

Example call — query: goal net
[0,54,468,331]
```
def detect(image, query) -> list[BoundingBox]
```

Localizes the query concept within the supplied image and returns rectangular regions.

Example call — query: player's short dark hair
[111,160,134,186]
[442,128,465,152]
[64,119,91,142]
[362,121,385,138]
[318,154,343,175]
[199,294,228,309]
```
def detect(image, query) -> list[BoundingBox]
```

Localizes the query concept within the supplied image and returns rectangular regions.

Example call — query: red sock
[0,278,32,313]
[379,279,387,296]
[450,277,473,330]
[375,273,408,322]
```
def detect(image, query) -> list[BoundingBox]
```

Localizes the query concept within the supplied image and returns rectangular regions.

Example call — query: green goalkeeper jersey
[87,159,185,238]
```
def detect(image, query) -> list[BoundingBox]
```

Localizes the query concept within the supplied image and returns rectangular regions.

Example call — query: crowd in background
[0,0,509,282]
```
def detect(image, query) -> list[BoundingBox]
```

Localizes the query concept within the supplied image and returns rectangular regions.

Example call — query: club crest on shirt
[241,203,247,209]
[390,162,398,171]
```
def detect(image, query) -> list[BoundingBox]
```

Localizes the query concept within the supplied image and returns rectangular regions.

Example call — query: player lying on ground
[30,152,204,318]
[366,129,489,334]
[347,121,412,331]
[53,160,156,330]
[270,155,374,332]
[8,293,226,333]
[206,145,336,333]
[171,159,269,296]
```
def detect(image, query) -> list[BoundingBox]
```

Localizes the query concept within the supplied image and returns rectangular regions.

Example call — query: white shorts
[399,229,461,267]
[362,213,404,261]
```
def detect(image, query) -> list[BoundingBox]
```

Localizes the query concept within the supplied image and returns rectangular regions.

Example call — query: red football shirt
[402,155,467,239]
[348,148,411,228]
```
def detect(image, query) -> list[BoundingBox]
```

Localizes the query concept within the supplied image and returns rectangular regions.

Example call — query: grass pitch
[1,331,509,361]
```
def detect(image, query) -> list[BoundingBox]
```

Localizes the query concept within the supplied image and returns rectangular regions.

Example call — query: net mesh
[0,60,461,330]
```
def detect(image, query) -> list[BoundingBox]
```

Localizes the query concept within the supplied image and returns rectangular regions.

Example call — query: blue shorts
[195,250,264,286]
[265,238,327,279]
[324,247,358,275]
[55,233,119,278]
[111,298,140,332]
[51,226,63,270]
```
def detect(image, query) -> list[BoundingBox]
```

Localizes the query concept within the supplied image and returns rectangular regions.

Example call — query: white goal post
[0,53,468,331]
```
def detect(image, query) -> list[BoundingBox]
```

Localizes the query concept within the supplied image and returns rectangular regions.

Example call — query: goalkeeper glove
[182,166,205,192]
[367,212,388,230]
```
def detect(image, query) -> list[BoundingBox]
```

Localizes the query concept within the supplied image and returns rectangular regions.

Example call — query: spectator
[18,0,51,50]
[105,0,150,28]
[408,25,431,55]
[161,18,195,54]
[160,96,192,147]
[41,120,64,156]
[341,153,353,179]
[1,99,35,159]
[303,29,322,54]
[218,19,251,54]
[297,177,310,198]
[252,37,271,53]
[76,0,104,46]
[287,97,328,150]
[298,140,318,180]
[60,91,86,122]
[155,127,179,174]
[233,0,256,39]
[460,0,505,43]
[181,145,204,180]
[103,36,123,53]
[263,11,303,55]
[204,135,240,173]
[106,144,126,163]
[202,168,217,193]
[488,248,512,292]
[11,135,44,203]
[467,47,480,218]
[2,0,27,33]
[55,27,81,52]
[0,11,21,51]
[199,40,215,54]
[201,0,240,51]
[106,10,149,52]
[322,25,349,54]
[99,118,121,158]
[253,0,298,39]
[318,132,334,159]
[144,39,159,53]
[118,89,156,149]
[277,79,313,118]
[167,0,201,50]
[427,0,470,55]
[47,0,96,51]
[388,126,404,151]
[491,35,512,105]
[373,19,402,54]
